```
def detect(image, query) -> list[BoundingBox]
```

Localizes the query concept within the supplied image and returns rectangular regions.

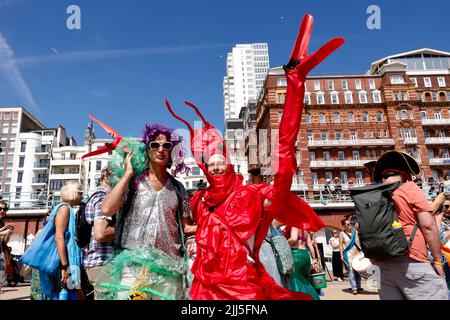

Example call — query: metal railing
[2,181,448,210]
[425,137,450,145]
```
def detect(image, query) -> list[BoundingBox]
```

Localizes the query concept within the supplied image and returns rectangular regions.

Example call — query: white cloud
[12,43,228,67]
[0,32,39,111]
[0,0,24,7]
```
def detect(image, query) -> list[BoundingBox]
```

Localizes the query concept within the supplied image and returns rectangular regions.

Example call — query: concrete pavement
[0,279,379,300]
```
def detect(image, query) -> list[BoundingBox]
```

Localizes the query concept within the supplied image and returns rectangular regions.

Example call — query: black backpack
[349,182,418,259]
[75,191,107,248]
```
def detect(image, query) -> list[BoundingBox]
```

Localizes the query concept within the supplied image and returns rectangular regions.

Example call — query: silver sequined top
[121,175,191,258]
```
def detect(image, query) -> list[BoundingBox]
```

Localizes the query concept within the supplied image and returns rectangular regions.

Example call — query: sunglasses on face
[149,141,172,151]
[0,207,6,212]
[445,205,450,209]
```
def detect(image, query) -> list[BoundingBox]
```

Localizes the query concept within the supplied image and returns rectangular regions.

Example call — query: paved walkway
[1,279,379,300]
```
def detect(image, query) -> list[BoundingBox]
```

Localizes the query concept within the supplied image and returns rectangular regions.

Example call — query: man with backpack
[83,165,116,299]
[351,151,447,300]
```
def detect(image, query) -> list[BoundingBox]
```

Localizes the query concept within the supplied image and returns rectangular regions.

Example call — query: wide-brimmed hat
[373,151,420,182]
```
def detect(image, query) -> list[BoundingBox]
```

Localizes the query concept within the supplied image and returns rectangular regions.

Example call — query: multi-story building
[255,48,450,229]
[223,43,270,121]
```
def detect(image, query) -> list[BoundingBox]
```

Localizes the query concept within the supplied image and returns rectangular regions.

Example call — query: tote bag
[269,225,294,275]
[20,204,69,274]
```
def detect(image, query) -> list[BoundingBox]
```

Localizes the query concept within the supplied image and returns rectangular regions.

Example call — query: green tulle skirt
[289,249,320,300]
[97,247,188,300]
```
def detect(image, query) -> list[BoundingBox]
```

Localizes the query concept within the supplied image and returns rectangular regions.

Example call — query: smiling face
[148,134,171,168]
[207,154,227,176]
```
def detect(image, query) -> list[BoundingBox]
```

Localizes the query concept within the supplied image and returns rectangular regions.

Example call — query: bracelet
[434,261,444,266]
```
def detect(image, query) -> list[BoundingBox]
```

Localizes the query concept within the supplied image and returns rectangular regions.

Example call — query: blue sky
[0,0,449,143]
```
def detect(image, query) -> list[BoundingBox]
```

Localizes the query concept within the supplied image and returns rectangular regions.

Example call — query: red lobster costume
[166,15,344,300]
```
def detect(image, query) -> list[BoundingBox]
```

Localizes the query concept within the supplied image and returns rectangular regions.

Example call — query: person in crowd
[286,226,320,300]
[41,181,84,300]
[329,229,343,281]
[100,124,196,300]
[334,177,342,202]
[248,167,283,286]
[84,165,116,300]
[433,193,450,292]
[0,200,13,291]
[339,218,363,295]
[372,151,447,300]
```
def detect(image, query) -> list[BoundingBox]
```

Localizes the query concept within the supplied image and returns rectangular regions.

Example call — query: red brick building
[252,48,450,231]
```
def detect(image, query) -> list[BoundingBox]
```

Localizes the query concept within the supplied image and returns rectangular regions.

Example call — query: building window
[409,110,414,119]
[438,77,446,87]
[325,172,333,181]
[328,80,334,91]
[447,92,450,102]
[410,77,418,87]
[20,141,26,152]
[311,172,318,184]
[341,80,348,90]
[333,112,340,123]
[277,78,287,86]
[390,75,405,84]
[15,187,21,199]
[377,112,383,122]
[424,77,432,87]
[362,112,369,122]
[323,151,330,161]
[70,153,76,160]
[19,156,25,168]
[435,112,442,119]
[369,79,376,89]
[335,131,342,140]
[331,93,339,104]
[314,80,321,91]
[277,93,286,104]
[278,112,283,121]
[355,79,362,90]
[399,128,403,140]
[307,131,313,141]
[17,172,23,184]
[373,92,381,103]
[359,92,368,103]
[348,112,354,123]
[319,113,326,123]
[96,161,102,171]
[420,111,427,119]
[338,151,345,160]
[344,92,353,104]
[350,131,356,140]
[401,110,408,120]
[316,93,325,104]
[321,131,328,140]
[304,93,311,105]
[309,152,316,161]
[305,113,311,124]
[355,171,364,184]
[352,150,360,160]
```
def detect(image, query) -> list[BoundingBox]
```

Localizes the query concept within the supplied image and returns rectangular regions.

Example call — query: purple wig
[142,123,190,177]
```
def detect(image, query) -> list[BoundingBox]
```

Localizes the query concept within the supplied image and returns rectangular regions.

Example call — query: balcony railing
[32,177,49,184]
[34,162,50,168]
[307,139,395,147]
[421,119,450,126]
[429,158,450,165]
[35,147,51,153]
[309,160,370,168]
[403,138,418,145]
[425,137,450,145]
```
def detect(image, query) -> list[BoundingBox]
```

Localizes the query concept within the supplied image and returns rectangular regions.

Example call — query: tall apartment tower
[223,43,270,121]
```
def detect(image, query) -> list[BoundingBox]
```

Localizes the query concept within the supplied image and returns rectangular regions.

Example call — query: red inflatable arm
[81,114,123,159]
[264,14,345,231]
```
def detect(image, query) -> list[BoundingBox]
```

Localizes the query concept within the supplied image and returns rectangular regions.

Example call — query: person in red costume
[166,14,344,300]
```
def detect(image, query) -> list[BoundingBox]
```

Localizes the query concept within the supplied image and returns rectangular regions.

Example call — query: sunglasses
[0,207,6,212]
[149,141,172,151]
[445,205,450,209]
